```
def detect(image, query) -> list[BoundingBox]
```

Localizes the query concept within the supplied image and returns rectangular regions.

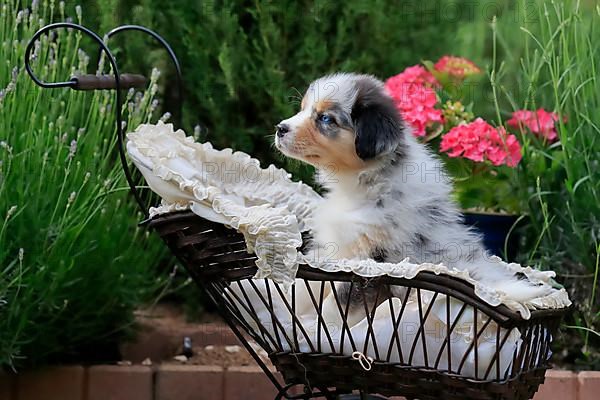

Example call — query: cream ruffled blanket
[127,122,570,377]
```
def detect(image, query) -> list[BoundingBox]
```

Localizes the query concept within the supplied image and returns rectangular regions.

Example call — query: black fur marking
[376,199,384,208]
[351,77,406,160]
[371,247,388,262]
[415,233,429,246]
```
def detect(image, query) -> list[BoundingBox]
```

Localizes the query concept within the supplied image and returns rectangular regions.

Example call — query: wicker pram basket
[25,22,568,400]
[148,210,564,400]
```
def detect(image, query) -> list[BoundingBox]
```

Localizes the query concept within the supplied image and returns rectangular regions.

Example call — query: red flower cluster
[440,118,522,167]
[434,56,481,78]
[507,108,562,142]
[384,65,443,137]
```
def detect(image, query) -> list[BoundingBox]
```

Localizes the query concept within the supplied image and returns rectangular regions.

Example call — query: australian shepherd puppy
[275,73,550,315]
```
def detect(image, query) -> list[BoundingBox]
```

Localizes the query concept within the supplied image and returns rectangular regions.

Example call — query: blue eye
[318,114,333,124]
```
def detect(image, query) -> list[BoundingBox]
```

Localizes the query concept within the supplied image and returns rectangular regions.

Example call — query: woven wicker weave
[148,210,565,400]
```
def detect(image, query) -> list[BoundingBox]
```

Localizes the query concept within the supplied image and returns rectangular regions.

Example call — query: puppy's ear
[351,77,405,160]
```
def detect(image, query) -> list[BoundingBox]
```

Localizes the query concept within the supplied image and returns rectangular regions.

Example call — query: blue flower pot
[462,212,522,261]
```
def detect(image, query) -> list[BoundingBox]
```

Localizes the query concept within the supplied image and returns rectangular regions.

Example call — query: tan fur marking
[319,128,365,171]
[291,117,365,172]
[293,118,320,156]
[314,100,333,114]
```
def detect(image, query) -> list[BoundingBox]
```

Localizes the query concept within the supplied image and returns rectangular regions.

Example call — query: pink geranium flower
[385,66,443,137]
[390,65,439,87]
[440,118,522,167]
[434,56,481,78]
[507,108,562,142]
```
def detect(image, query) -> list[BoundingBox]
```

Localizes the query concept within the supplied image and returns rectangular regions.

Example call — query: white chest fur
[313,181,390,261]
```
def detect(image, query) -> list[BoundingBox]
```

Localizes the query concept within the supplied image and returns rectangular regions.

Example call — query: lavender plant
[0,0,167,368]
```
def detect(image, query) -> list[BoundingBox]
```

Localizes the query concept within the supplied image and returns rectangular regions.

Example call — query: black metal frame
[24,22,182,219]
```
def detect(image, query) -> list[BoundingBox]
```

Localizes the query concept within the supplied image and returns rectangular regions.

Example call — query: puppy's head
[275,73,405,172]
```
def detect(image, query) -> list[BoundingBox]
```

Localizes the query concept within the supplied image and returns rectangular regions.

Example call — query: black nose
[276,123,290,138]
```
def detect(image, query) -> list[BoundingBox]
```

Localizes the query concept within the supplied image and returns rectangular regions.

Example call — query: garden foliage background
[1,0,598,369]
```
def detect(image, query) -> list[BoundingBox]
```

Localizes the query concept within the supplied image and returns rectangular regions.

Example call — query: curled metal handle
[71,73,147,90]
[104,24,183,122]
[24,22,183,220]
[24,22,146,217]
